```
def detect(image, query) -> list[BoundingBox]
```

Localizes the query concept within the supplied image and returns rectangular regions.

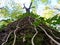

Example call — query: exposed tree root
[12,26,20,45]
[31,27,38,45]
[23,34,26,42]
[0,16,60,45]
[1,31,13,45]
[12,30,17,45]
[28,16,38,45]
[48,29,60,40]
[2,34,8,42]
[41,24,60,40]
[39,26,60,45]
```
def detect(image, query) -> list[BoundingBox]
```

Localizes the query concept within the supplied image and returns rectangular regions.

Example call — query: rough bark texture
[0,16,60,45]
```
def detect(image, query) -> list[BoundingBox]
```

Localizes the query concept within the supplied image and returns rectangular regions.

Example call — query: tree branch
[29,2,32,9]
[23,4,27,9]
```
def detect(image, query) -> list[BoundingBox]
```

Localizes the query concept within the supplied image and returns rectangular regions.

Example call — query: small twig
[1,31,13,45]
[39,26,60,45]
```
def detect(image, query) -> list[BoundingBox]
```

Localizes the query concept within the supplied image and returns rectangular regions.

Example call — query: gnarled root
[48,29,60,40]
[28,16,38,45]
[23,34,26,42]
[1,31,13,45]
[31,27,38,45]
[12,26,19,45]
[41,24,60,40]
[12,30,17,45]
[39,26,60,45]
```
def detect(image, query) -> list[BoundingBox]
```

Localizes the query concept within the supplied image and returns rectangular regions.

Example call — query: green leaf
[41,0,48,3]
[31,0,34,2]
